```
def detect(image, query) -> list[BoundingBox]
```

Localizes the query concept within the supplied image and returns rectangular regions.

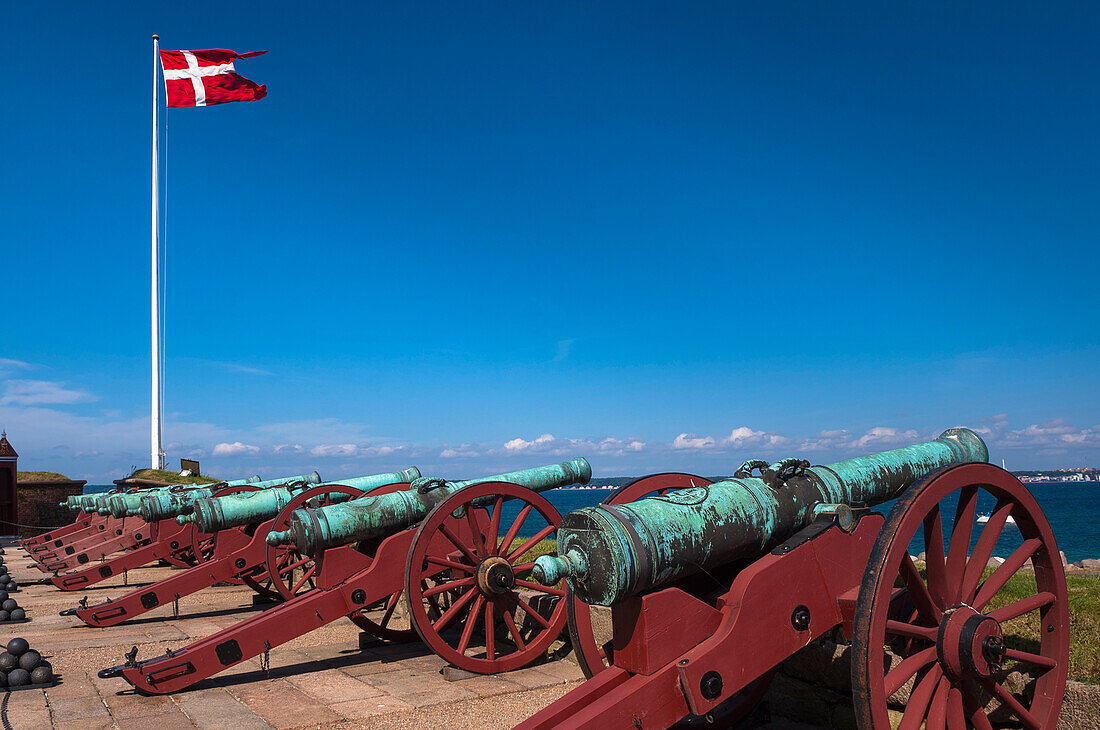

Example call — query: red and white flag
[160,49,267,108]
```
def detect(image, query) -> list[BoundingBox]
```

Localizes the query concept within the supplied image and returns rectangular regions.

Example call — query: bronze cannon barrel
[534,428,988,606]
[138,472,322,523]
[105,475,261,518]
[187,467,422,533]
[268,458,593,554]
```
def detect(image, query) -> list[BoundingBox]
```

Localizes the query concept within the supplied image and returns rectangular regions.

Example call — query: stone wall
[15,479,86,539]
[761,634,1098,730]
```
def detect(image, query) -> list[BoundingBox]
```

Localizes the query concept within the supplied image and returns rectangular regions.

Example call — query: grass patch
[983,570,1100,684]
[17,471,74,482]
[915,563,1099,684]
[125,468,221,485]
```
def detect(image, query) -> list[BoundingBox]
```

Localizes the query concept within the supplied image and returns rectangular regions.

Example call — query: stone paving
[0,538,592,729]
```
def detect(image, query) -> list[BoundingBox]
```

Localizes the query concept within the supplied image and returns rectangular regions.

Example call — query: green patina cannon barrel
[533,428,988,606]
[186,467,422,533]
[268,458,593,554]
[103,476,262,518]
[138,472,322,523]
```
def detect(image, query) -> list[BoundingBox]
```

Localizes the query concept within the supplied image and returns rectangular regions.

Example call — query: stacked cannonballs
[0,638,53,688]
[0,589,26,622]
[0,559,17,593]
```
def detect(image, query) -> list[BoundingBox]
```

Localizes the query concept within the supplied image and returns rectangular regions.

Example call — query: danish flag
[160,49,267,108]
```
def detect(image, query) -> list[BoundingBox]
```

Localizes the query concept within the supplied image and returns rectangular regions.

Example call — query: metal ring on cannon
[187,484,264,575]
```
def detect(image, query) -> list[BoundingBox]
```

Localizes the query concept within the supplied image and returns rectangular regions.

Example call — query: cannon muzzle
[137,472,322,523]
[269,458,592,554]
[189,467,422,533]
[536,428,987,606]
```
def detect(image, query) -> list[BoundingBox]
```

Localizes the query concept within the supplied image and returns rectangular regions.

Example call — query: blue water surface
[85,479,1100,562]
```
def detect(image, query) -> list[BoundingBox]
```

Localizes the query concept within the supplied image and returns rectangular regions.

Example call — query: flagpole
[151,34,165,470]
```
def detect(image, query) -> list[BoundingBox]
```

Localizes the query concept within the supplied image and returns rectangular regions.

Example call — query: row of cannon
[22,428,1069,729]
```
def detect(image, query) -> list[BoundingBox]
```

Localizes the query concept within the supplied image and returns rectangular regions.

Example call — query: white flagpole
[151,34,165,470]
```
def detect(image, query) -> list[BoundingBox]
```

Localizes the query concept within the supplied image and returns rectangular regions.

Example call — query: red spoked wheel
[258,483,381,600]
[405,481,567,674]
[853,463,1069,730]
[187,484,262,578]
[346,482,448,642]
[567,473,712,678]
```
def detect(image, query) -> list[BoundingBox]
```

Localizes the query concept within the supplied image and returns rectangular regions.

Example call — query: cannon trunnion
[519,430,1070,730]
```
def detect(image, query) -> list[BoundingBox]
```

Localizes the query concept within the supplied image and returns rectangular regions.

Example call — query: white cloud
[0,358,32,377]
[212,441,260,456]
[503,434,557,453]
[310,443,360,457]
[1,379,95,406]
[850,427,920,449]
[440,444,480,458]
[273,443,304,455]
[672,433,716,450]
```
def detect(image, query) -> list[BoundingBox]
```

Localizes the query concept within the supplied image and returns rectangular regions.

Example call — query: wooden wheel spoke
[960,500,1014,602]
[973,538,1042,611]
[885,647,937,697]
[945,485,978,603]
[379,591,400,627]
[433,585,479,633]
[979,678,1041,730]
[426,555,475,574]
[457,595,485,654]
[514,579,565,597]
[962,683,995,730]
[925,676,950,730]
[290,564,316,594]
[885,619,937,642]
[988,591,1055,623]
[465,507,486,559]
[486,497,503,555]
[946,686,967,730]
[279,556,311,576]
[423,576,475,599]
[439,524,480,566]
[507,524,556,563]
[1003,647,1057,671]
[498,505,533,557]
[507,592,551,629]
[484,600,495,660]
[899,665,943,730]
[501,607,526,650]
[900,554,943,623]
[923,505,948,608]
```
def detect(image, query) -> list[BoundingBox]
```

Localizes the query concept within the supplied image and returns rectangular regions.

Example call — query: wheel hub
[477,556,515,595]
[937,605,1004,679]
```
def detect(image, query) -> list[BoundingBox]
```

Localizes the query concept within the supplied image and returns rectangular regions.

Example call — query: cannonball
[0,653,17,672]
[30,665,52,684]
[7,668,29,686]
[37,660,50,673]
[0,564,9,574]
[18,650,40,671]
[7,581,18,591]
[10,608,25,620]
[6,638,28,656]
[0,610,10,622]
[1,599,16,612]
[0,589,8,602]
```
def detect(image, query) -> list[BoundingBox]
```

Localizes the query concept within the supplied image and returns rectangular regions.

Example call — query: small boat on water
[977,511,1016,525]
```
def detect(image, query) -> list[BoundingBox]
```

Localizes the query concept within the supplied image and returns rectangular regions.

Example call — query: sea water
[84,479,1100,562]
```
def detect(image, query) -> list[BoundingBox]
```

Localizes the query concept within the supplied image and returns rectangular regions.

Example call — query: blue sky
[2,3,1097,482]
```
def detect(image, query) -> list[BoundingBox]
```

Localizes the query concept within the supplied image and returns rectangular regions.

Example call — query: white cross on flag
[160,48,267,108]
